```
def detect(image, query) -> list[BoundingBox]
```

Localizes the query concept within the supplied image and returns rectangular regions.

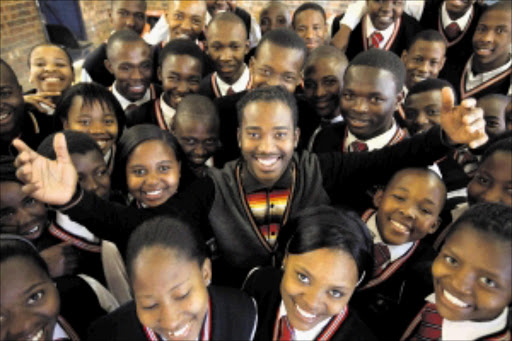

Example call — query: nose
[82,175,99,193]
[451,267,474,295]
[418,61,430,74]
[266,74,282,87]
[131,66,144,80]
[399,202,415,219]
[306,27,315,39]
[144,170,159,186]
[15,207,34,227]
[354,97,369,113]
[379,1,393,13]
[316,84,327,98]
[177,80,189,94]
[181,17,193,34]
[301,288,322,313]
[158,303,182,332]
[125,14,135,28]
[416,112,430,125]
[194,144,207,157]
[220,48,232,62]
[257,134,277,154]
[89,121,106,134]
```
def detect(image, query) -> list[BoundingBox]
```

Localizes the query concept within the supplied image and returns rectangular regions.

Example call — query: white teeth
[96,140,107,148]
[169,323,190,337]
[296,304,317,320]
[257,157,278,166]
[391,220,410,234]
[145,189,163,196]
[44,77,61,81]
[0,113,9,120]
[444,290,470,308]
[28,225,40,234]
[29,329,43,341]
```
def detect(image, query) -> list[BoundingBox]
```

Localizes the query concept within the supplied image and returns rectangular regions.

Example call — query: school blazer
[350,240,436,341]
[243,267,378,341]
[345,13,422,60]
[86,286,257,341]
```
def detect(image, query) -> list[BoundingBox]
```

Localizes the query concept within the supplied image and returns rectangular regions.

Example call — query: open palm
[13,133,78,205]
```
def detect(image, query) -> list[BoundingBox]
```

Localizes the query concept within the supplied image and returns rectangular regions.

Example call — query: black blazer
[87,286,257,340]
[244,267,378,341]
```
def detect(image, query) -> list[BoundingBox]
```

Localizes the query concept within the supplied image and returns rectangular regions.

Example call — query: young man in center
[13,81,487,288]
[199,12,251,99]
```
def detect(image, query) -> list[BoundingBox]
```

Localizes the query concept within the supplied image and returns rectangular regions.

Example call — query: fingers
[460,97,477,110]
[12,138,34,159]
[37,91,61,98]
[53,133,72,164]
[441,87,455,114]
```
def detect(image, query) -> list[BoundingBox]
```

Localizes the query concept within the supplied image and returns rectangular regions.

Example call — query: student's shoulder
[87,301,142,341]
[333,308,378,341]
[83,42,107,65]
[243,266,282,295]
[199,72,215,99]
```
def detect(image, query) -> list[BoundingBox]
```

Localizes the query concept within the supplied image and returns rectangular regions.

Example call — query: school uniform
[1,104,56,156]
[198,65,252,100]
[243,267,377,341]
[58,125,452,288]
[350,210,436,341]
[307,115,344,152]
[401,294,510,341]
[125,91,175,130]
[87,286,257,341]
[421,0,486,77]
[345,13,422,60]
[444,54,512,101]
[213,91,320,168]
[111,82,158,114]
[82,43,115,87]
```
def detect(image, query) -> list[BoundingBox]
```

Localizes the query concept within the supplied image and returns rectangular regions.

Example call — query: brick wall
[0,0,47,90]
[79,0,111,46]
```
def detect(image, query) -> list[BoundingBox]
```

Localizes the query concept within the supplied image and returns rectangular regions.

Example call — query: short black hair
[37,130,103,160]
[292,2,326,28]
[480,136,512,164]
[304,45,348,71]
[54,82,126,138]
[27,43,73,70]
[286,205,373,286]
[408,29,447,51]
[125,216,207,281]
[0,235,49,276]
[347,49,406,93]
[159,39,204,71]
[112,124,185,193]
[174,94,220,131]
[0,155,20,184]
[106,29,149,61]
[255,28,307,68]
[236,85,298,127]
[111,0,147,10]
[481,1,512,18]
[407,78,457,103]
[207,11,248,39]
[446,202,512,242]
[0,58,19,86]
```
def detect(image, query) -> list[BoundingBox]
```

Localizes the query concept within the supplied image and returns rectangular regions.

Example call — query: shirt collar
[365,14,395,45]
[441,2,473,31]
[215,65,251,95]
[278,301,330,341]
[55,212,100,243]
[111,82,151,110]
[159,93,176,128]
[52,321,69,340]
[241,161,293,194]
[346,120,398,151]
[468,54,512,78]
[426,294,509,341]
[366,212,414,262]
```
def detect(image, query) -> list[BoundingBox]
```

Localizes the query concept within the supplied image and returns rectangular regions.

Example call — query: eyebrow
[23,281,46,295]
[137,278,189,298]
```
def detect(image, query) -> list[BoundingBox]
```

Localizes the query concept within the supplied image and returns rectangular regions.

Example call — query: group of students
[0,0,511,340]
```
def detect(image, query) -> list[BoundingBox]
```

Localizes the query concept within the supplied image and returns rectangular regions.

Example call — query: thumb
[53,133,72,164]
[441,87,455,114]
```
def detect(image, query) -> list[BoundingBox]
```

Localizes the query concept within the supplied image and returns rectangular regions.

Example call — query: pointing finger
[441,87,455,114]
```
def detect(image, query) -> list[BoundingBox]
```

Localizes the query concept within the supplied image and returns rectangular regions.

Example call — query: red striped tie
[373,242,391,277]
[370,31,384,48]
[278,316,294,340]
[411,303,443,341]
[349,140,369,152]
[445,22,461,40]
[227,87,235,96]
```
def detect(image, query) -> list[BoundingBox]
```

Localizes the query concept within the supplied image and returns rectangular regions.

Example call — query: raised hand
[23,91,60,113]
[13,133,78,206]
[439,87,488,149]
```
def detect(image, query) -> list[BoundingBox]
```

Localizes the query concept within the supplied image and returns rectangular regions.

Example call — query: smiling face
[133,246,211,341]
[281,248,358,331]
[167,1,206,41]
[250,42,304,93]
[304,57,346,120]
[374,170,445,245]
[105,40,152,102]
[71,150,111,200]
[293,10,327,53]
[159,55,203,109]
[432,224,512,322]
[28,45,73,94]
[0,63,24,142]
[478,97,508,140]
[173,115,219,169]
[404,89,443,135]
[367,0,404,31]
[206,20,249,84]
[63,97,119,155]
[110,0,146,35]
[0,181,48,240]
[126,140,181,208]
[341,66,402,140]
[0,256,60,341]
[472,9,512,72]
[259,4,290,36]
[402,40,446,89]
[467,151,512,207]
[238,100,299,188]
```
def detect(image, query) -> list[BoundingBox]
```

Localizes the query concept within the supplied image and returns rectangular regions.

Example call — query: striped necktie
[370,31,384,48]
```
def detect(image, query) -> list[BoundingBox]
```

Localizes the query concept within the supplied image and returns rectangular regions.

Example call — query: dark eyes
[27,290,44,305]
[297,272,310,284]
[444,255,458,266]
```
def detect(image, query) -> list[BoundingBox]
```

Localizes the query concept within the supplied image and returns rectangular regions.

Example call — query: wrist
[49,186,83,212]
